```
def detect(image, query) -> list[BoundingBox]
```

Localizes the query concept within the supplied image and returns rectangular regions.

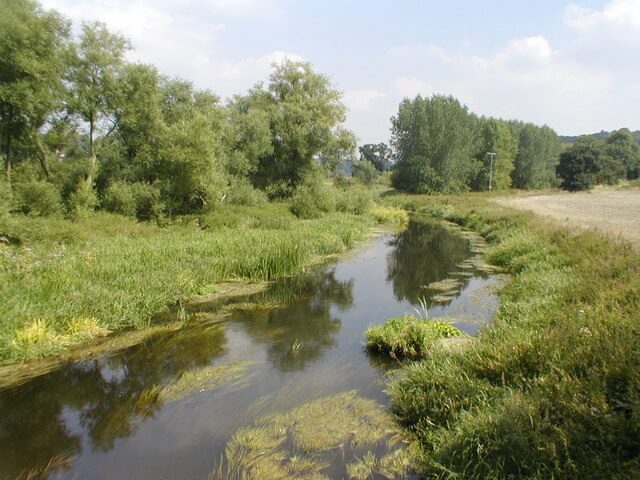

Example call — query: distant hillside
[560,130,640,144]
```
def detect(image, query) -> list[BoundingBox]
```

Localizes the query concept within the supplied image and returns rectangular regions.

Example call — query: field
[494,188,640,246]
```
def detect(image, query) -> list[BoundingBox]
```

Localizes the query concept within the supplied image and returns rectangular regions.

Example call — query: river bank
[383,191,640,479]
[0,203,386,367]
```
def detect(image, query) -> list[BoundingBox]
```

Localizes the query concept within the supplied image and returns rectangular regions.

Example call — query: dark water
[0,218,500,480]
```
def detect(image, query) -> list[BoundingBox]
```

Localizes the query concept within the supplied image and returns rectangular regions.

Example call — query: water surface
[0,218,500,479]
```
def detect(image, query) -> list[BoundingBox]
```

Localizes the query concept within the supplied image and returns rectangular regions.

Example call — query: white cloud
[40,0,293,98]
[343,89,385,111]
[565,0,640,30]
[393,77,433,98]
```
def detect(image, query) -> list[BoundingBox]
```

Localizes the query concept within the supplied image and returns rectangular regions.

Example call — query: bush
[14,180,62,217]
[226,178,267,206]
[352,159,380,185]
[131,182,165,221]
[0,178,13,219]
[289,178,336,219]
[68,181,98,218]
[102,181,137,217]
[335,188,371,214]
[365,315,462,359]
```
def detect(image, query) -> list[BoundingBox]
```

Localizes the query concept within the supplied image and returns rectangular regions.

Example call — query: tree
[473,118,516,191]
[604,128,640,180]
[512,123,562,189]
[237,60,351,197]
[391,95,479,194]
[352,159,379,185]
[69,21,129,185]
[359,143,394,172]
[0,0,70,180]
[557,138,601,191]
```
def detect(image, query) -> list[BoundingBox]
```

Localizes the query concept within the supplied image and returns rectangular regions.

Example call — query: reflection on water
[0,218,501,480]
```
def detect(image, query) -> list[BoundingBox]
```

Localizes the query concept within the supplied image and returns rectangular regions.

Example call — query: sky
[41,0,640,145]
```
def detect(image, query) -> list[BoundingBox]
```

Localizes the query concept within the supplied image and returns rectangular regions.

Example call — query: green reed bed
[383,192,640,479]
[0,205,373,364]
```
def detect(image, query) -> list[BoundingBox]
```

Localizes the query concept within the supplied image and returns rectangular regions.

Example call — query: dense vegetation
[0,0,361,222]
[384,192,640,479]
[390,95,640,194]
[390,95,564,193]
[557,129,640,191]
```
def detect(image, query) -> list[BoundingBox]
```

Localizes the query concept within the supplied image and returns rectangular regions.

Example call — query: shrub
[226,178,268,206]
[365,315,462,359]
[14,180,62,217]
[102,181,137,217]
[131,182,165,221]
[289,178,336,219]
[335,188,371,214]
[352,159,380,185]
[0,178,13,219]
[68,181,98,218]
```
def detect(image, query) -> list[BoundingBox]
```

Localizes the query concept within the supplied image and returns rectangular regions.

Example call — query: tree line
[388,94,639,194]
[0,0,356,219]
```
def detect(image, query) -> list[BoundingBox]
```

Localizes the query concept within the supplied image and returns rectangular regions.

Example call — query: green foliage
[234,60,351,196]
[385,193,640,479]
[225,177,267,206]
[352,159,379,185]
[365,315,462,359]
[68,181,98,217]
[289,176,336,218]
[14,180,62,216]
[335,187,372,215]
[557,138,602,191]
[511,122,562,189]
[0,0,71,179]
[474,118,516,190]
[359,143,394,172]
[391,95,479,194]
[604,128,640,180]
[0,210,371,362]
[102,181,136,217]
[0,178,13,218]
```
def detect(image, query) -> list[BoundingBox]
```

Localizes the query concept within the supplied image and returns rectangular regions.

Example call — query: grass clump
[365,315,462,359]
[370,204,409,225]
[384,191,640,479]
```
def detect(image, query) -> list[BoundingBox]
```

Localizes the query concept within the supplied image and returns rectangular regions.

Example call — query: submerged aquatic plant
[211,390,414,480]
[365,315,462,359]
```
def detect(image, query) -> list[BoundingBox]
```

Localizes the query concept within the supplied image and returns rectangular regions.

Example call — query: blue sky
[42,0,640,144]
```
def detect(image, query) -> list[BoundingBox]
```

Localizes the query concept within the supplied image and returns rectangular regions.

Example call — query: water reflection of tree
[229,267,353,372]
[386,219,471,303]
[0,323,228,478]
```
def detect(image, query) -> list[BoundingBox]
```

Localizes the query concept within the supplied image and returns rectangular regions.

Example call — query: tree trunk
[34,133,52,181]
[5,127,12,182]
[86,114,97,186]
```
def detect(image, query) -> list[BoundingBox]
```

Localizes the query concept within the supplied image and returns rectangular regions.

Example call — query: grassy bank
[0,202,376,364]
[384,192,640,479]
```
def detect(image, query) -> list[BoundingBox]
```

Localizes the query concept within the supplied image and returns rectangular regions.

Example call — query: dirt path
[494,189,640,246]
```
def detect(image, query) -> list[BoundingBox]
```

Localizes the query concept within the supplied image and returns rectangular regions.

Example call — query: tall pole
[487,152,496,191]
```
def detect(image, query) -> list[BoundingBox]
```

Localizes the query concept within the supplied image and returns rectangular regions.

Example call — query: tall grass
[0,205,372,363]
[385,192,640,479]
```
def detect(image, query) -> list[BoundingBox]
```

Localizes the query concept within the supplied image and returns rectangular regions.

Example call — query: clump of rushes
[365,315,462,359]
[370,204,409,225]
